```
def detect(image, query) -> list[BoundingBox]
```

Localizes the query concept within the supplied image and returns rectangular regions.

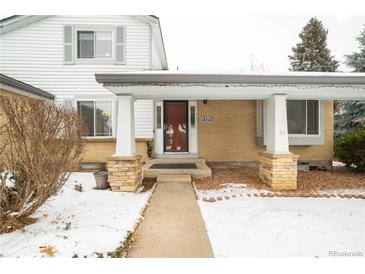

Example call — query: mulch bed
[141,178,156,192]
[194,167,365,198]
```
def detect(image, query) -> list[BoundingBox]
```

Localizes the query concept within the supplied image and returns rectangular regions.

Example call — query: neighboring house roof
[0,15,168,69]
[95,71,365,86]
[0,73,54,99]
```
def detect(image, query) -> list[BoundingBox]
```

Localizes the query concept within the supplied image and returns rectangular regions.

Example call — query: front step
[143,158,212,179]
[157,174,191,184]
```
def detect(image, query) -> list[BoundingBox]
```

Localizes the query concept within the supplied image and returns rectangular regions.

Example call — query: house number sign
[200,116,214,123]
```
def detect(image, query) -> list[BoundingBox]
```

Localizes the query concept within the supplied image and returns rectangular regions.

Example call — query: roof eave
[0,15,50,34]
[0,74,54,99]
[95,73,365,86]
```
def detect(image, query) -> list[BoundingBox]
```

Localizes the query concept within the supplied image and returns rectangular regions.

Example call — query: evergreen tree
[289,18,339,72]
[345,26,365,71]
[335,26,365,136]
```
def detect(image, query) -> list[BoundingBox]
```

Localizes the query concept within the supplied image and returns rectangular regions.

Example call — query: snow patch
[198,186,365,257]
[0,172,152,258]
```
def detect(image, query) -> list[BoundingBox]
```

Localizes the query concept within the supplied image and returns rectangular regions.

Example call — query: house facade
[0,15,167,163]
[1,15,365,191]
[95,72,365,190]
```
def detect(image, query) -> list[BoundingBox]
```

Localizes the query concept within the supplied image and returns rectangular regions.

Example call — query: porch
[95,71,365,192]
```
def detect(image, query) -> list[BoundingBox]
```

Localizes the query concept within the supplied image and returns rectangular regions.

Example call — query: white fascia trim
[138,15,168,70]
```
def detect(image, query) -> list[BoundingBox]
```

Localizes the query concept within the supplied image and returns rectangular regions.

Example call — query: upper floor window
[287,100,319,135]
[77,100,113,137]
[77,31,113,59]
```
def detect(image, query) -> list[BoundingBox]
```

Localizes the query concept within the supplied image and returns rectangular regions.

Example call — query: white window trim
[76,99,115,139]
[74,26,115,65]
[288,100,320,137]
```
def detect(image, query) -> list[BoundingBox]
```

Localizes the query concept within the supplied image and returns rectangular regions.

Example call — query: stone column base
[258,152,299,190]
[107,155,143,192]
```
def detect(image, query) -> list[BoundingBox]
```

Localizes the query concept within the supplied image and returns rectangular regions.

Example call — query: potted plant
[93,171,109,190]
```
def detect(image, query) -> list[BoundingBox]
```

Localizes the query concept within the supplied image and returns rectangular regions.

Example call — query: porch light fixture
[203,99,208,105]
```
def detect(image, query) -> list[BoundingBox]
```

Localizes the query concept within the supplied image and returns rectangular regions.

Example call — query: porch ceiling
[95,71,365,100]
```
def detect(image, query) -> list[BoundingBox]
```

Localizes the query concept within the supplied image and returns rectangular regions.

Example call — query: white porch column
[265,94,290,154]
[114,95,136,156]
[259,94,298,190]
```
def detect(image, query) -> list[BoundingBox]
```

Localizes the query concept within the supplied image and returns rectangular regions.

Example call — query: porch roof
[95,71,365,100]
[96,71,365,85]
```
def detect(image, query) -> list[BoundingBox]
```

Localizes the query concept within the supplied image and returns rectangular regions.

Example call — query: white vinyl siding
[0,16,154,138]
[134,100,154,138]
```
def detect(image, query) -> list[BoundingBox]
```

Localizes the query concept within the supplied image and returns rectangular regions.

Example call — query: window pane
[77,31,94,58]
[156,106,161,129]
[307,100,319,134]
[95,31,112,58]
[95,101,112,136]
[77,101,95,136]
[190,106,195,128]
[287,100,306,134]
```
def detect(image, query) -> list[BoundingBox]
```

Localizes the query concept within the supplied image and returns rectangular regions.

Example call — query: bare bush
[0,95,86,233]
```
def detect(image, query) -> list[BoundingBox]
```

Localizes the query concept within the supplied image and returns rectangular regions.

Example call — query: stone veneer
[107,155,143,192]
[258,152,299,190]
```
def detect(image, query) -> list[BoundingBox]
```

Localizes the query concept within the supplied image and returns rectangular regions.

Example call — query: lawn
[197,184,365,257]
[0,172,152,258]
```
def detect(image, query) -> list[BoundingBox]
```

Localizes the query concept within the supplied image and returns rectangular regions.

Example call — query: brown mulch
[195,167,265,190]
[194,167,365,193]
[141,178,156,192]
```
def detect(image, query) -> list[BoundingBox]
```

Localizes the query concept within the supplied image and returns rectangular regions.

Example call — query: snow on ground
[198,185,365,257]
[0,173,152,258]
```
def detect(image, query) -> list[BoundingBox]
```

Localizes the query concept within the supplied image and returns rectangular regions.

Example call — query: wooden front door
[164,101,188,153]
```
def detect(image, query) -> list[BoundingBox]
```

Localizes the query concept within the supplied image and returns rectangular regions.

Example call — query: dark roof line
[0,15,20,23]
[0,74,54,99]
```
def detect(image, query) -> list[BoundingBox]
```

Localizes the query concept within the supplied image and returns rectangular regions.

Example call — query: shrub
[334,128,365,172]
[0,95,87,233]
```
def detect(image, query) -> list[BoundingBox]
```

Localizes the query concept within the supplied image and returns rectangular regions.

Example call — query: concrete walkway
[127,180,214,258]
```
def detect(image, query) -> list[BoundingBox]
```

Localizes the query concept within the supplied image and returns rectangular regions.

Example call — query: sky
[159,16,365,72]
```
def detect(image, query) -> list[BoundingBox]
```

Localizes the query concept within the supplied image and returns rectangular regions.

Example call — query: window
[190,106,196,128]
[156,106,162,129]
[287,100,319,135]
[77,31,112,59]
[77,101,113,137]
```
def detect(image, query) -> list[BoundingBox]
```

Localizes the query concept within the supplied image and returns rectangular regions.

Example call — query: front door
[164,101,188,153]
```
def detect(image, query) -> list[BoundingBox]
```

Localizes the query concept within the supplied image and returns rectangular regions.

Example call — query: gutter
[0,74,54,100]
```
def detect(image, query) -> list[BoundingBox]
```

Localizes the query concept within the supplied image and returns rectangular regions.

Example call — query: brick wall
[81,139,150,164]
[198,100,334,162]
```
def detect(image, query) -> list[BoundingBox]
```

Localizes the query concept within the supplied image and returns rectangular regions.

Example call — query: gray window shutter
[64,25,74,64]
[115,26,126,64]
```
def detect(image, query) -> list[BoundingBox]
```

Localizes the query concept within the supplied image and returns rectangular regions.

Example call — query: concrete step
[157,174,192,184]
[143,158,212,179]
